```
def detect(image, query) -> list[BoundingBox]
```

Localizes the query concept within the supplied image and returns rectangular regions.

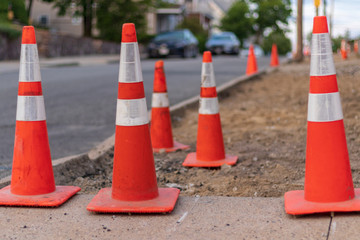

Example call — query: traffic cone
[87,23,179,213]
[270,44,279,67]
[150,60,190,153]
[354,40,359,54]
[246,44,258,75]
[0,26,80,207]
[284,16,360,215]
[341,39,347,59]
[182,51,238,167]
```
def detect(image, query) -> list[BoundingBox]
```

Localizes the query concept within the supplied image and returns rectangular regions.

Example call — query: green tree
[176,17,208,52]
[0,1,8,21]
[0,0,28,24]
[250,0,292,43]
[41,0,95,37]
[262,30,291,55]
[220,0,252,47]
[96,0,151,42]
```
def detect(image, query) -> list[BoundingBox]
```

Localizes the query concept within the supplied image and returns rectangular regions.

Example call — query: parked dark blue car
[148,29,198,58]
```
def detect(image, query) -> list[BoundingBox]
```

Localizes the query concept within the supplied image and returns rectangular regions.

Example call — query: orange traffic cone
[246,44,258,75]
[182,51,238,167]
[341,39,347,59]
[87,23,179,213]
[0,26,80,207]
[354,40,359,54]
[284,16,360,215]
[150,60,189,152]
[270,44,279,67]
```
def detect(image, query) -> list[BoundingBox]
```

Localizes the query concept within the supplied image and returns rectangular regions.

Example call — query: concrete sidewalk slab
[0,196,330,240]
[328,213,360,240]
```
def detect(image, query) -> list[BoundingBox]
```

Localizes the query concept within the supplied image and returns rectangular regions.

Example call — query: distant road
[0,55,272,177]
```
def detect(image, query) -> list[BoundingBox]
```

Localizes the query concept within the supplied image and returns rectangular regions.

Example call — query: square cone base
[0,185,81,207]
[284,188,360,215]
[87,187,180,213]
[182,152,238,167]
[153,140,190,153]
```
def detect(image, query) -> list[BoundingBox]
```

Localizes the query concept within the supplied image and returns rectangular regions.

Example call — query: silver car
[205,32,240,55]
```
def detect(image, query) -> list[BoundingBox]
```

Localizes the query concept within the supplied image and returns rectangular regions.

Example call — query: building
[27,0,235,37]
[27,0,83,37]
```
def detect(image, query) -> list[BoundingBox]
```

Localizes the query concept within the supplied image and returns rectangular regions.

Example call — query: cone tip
[122,23,137,43]
[22,26,36,44]
[203,51,212,62]
[313,16,329,34]
[155,60,164,68]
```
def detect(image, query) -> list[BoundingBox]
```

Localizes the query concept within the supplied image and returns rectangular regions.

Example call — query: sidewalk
[0,54,120,74]
[1,195,341,240]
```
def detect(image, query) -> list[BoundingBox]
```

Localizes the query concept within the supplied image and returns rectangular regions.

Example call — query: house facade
[27,0,235,37]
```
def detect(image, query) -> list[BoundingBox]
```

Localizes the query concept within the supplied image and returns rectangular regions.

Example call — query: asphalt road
[0,55,271,177]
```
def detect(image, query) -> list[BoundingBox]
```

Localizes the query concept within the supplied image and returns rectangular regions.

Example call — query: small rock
[221,164,232,171]
[269,153,277,159]
[165,183,184,190]
[253,157,258,161]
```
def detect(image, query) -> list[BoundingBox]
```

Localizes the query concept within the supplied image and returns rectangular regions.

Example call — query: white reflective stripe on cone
[201,62,216,87]
[116,98,149,126]
[152,93,169,108]
[307,92,343,122]
[199,97,219,115]
[119,42,143,83]
[19,44,41,82]
[310,33,336,76]
[16,96,46,121]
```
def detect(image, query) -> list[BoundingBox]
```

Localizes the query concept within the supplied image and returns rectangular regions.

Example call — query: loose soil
[69,55,360,198]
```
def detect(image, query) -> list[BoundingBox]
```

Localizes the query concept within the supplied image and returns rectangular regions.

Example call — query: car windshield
[211,35,232,41]
[155,31,184,41]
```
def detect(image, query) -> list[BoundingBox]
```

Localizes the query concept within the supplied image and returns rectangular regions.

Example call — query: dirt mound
[64,55,360,197]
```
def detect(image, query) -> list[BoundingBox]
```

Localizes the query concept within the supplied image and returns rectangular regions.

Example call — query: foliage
[176,17,208,52]
[220,0,292,45]
[0,22,21,39]
[220,0,252,47]
[96,0,152,43]
[11,0,28,24]
[0,1,8,22]
[262,30,291,55]
[250,0,292,42]
[0,0,28,24]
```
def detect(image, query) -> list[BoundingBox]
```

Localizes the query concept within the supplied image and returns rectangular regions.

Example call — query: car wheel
[232,47,239,55]
[192,47,198,58]
[182,47,191,58]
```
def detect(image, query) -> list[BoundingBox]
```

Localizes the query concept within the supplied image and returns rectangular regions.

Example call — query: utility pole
[315,0,320,16]
[323,0,327,16]
[329,0,334,39]
[295,0,303,62]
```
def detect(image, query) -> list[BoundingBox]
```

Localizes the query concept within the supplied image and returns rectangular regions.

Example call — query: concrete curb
[0,61,287,187]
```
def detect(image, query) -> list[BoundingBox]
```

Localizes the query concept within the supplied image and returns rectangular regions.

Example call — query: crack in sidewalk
[326,212,334,240]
